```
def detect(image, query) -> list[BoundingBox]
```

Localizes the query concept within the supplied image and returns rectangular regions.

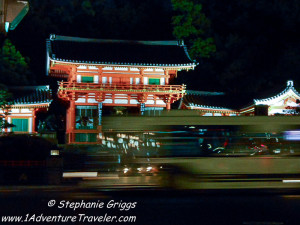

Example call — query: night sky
[3,0,300,108]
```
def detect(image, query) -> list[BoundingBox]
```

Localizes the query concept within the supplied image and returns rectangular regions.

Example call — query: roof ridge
[9,85,50,91]
[180,41,197,64]
[47,34,197,70]
[49,34,179,46]
[188,102,234,111]
[8,87,52,105]
[254,80,300,104]
[186,90,225,96]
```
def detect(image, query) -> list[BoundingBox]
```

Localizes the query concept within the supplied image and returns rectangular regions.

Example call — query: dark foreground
[0,185,300,225]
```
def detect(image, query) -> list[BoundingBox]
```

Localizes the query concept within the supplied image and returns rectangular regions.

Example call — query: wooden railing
[49,70,68,78]
[58,82,186,94]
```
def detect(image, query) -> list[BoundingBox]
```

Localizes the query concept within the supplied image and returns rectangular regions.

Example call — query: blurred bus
[106,115,300,189]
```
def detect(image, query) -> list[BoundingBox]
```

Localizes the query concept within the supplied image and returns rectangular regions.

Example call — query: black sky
[5,0,300,107]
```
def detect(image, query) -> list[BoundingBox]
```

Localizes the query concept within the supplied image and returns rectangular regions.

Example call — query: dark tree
[0,39,31,86]
[171,0,216,59]
[176,0,300,107]
[0,89,14,131]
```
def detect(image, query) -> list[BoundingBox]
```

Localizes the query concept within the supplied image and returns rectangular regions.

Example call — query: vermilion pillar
[67,100,76,143]
[166,103,171,110]
[70,100,76,131]
[4,108,8,133]
[32,109,36,133]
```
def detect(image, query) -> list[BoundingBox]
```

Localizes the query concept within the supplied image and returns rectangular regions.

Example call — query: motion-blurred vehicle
[130,119,300,190]
[157,155,300,190]
[120,164,158,176]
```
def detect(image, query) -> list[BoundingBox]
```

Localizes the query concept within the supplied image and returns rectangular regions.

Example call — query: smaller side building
[181,80,300,116]
[179,90,239,116]
[253,80,300,116]
[1,86,52,133]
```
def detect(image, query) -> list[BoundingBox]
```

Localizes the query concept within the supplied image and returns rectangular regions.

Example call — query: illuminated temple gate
[46,34,196,144]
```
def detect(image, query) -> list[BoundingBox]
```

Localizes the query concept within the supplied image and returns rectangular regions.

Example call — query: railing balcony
[49,70,68,78]
[58,82,186,95]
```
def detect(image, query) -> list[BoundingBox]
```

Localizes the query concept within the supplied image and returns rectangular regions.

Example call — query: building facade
[0,86,52,133]
[181,80,300,116]
[46,34,196,144]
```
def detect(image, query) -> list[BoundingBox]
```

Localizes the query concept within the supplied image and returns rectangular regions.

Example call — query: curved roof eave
[188,103,235,112]
[254,81,300,105]
[49,58,197,70]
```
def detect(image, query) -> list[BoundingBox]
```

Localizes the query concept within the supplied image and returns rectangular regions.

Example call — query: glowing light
[63,172,98,178]
[123,168,129,174]
[284,131,300,141]
[282,180,300,183]
[5,22,10,32]
[50,150,60,156]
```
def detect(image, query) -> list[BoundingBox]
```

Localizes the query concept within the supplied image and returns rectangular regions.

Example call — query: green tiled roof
[8,86,52,105]
[47,34,197,68]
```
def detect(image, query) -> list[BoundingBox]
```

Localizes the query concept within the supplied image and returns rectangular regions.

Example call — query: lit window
[149,78,160,85]
[81,76,94,83]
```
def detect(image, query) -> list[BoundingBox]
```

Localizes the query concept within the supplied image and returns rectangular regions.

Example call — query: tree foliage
[22,0,172,40]
[0,90,9,107]
[0,89,13,130]
[0,39,31,86]
[171,0,216,59]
